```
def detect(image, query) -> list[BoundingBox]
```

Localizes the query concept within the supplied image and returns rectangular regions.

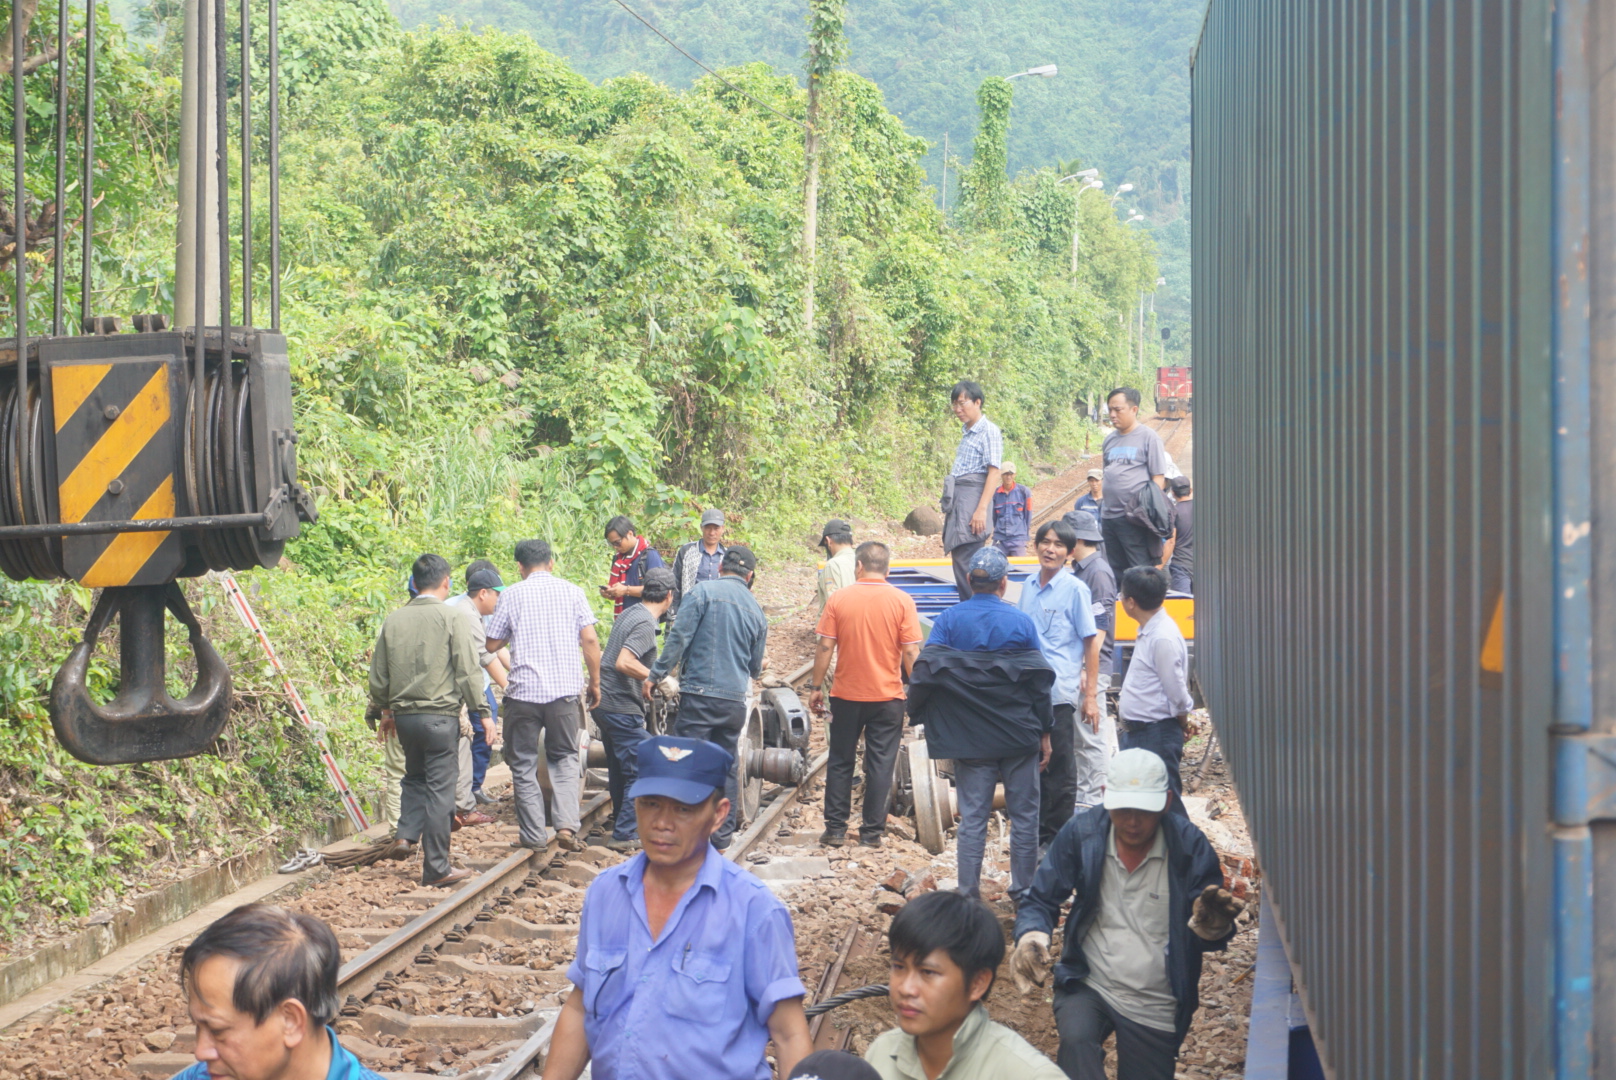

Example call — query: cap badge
[660,746,695,762]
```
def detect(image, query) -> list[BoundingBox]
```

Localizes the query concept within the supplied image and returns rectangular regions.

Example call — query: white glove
[656,675,681,697]
[1010,931,1051,996]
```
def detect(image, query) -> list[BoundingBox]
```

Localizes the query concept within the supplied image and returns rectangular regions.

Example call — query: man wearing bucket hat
[542,736,814,1080]
[1009,749,1244,1080]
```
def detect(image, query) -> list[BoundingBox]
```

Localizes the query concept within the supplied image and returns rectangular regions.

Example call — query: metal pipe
[214,0,228,342]
[0,510,273,538]
[15,0,29,497]
[267,0,278,329]
[192,0,207,517]
[51,0,65,336]
[239,0,250,327]
[78,0,93,329]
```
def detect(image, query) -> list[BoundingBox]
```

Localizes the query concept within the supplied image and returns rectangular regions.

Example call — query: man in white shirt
[1115,567,1194,798]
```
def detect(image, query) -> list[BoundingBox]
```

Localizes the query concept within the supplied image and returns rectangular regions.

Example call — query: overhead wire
[605,0,807,130]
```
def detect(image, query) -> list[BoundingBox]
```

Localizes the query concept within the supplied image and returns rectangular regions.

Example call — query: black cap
[466,567,505,593]
[721,545,758,575]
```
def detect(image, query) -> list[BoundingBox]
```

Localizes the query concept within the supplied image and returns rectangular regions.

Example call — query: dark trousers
[996,535,1028,556]
[954,752,1041,902]
[1168,564,1193,595]
[1101,517,1162,578]
[594,709,649,840]
[949,536,988,601]
[1053,982,1182,1080]
[394,712,459,884]
[1039,704,1079,846]
[471,684,497,791]
[1119,718,1186,806]
[673,691,748,847]
[823,697,905,837]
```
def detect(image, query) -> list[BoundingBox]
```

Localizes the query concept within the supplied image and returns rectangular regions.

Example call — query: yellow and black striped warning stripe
[50,359,184,587]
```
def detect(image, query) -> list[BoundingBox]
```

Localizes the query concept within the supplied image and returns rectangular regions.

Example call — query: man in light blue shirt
[1017,520,1102,847]
[543,736,812,1080]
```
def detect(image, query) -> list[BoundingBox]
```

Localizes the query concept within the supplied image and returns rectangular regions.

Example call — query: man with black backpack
[1099,388,1169,577]
[602,516,666,616]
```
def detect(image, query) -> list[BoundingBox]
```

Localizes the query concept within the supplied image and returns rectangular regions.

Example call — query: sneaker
[857,833,884,849]
[423,867,475,888]
[606,837,641,853]
[818,830,847,848]
[455,812,497,828]
[473,789,501,806]
[556,830,585,852]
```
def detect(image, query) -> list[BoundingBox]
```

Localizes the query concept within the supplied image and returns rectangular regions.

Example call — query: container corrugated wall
[1192,2,1562,1077]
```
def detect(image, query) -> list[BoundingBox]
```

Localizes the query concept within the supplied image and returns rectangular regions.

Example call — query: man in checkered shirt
[485,539,602,852]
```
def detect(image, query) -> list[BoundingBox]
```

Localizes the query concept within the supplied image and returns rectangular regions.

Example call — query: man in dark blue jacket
[909,547,1055,904]
[1008,749,1244,1080]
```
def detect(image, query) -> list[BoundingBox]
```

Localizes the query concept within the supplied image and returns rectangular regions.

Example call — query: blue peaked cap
[967,545,1011,584]
[630,735,734,805]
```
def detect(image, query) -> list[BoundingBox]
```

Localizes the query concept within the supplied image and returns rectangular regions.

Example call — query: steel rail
[336,791,611,999]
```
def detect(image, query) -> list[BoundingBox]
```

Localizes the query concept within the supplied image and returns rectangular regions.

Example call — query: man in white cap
[1008,749,1244,1080]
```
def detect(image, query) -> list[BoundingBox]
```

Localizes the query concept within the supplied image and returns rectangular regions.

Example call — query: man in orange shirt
[808,541,924,849]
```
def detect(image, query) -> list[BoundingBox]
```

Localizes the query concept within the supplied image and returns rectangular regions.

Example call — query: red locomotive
[1155,365,1193,418]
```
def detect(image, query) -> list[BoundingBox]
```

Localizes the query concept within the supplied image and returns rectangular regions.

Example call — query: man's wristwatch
[805,683,820,691]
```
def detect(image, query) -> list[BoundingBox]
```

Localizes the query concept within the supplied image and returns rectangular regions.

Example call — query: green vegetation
[0,0,1155,937]
[386,0,1205,348]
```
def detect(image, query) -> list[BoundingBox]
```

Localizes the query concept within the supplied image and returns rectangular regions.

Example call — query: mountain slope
[391,0,1206,335]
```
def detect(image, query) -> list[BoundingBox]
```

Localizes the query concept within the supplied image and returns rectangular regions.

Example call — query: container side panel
[1192,1,1555,1077]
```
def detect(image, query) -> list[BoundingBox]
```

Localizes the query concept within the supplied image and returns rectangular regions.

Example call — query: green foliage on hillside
[0,0,1155,934]
[386,0,1205,343]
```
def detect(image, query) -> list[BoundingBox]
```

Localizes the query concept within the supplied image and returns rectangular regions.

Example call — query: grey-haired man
[670,507,728,617]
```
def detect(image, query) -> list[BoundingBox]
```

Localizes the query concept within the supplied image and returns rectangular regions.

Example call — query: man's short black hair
[640,573,673,604]
[854,540,890,575]
[465,558,498,589]
[604,515,637,540]
[1121,565,1169,610]
[888,890,1004,993]
[180,904,341,1028]
[411,553,451,593]
[968,574,1002,595]
[1035,520,1078,552]
[950,379,985,404]
[1107,386,1142,408]
[515,539,553,568]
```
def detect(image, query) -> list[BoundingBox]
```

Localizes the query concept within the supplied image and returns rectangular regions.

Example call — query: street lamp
[1109,182,1135,206]
[1058,173,1105,285]
[1005,64,1058,79]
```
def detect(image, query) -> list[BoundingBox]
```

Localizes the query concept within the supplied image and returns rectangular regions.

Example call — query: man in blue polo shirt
[1018,519,1102,849]
[910,548,1055,904]
[542,736,814,1080]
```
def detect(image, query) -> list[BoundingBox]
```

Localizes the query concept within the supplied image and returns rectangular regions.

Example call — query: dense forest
[387,0,1205,345]
[0,0,1158,932]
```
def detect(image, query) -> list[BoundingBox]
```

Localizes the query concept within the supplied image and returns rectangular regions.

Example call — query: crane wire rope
[604,0,807,130]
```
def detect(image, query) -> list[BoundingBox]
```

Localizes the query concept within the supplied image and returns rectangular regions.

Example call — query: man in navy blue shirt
[543,736,813,1080]
[912,548,1055,903]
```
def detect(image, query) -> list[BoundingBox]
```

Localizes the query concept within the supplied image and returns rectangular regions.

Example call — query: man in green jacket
[369,553,488,887]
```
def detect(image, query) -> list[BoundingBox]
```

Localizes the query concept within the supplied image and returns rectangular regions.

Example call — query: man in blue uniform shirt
[543,735,814,1080]
[172,904,384,1080]
[1018,520,1102,848]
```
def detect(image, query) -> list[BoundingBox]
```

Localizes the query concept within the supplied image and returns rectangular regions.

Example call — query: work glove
[1189,884,1245,941]
[656,675,681,698]
[1010,931,1051,996]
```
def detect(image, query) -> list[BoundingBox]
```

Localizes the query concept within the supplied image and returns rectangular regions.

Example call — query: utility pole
[803,0,847,337]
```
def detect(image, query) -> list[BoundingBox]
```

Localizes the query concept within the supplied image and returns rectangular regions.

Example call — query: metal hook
[49,583,232,765]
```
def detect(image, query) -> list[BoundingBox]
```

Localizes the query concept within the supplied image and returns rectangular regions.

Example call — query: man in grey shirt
[592,568,675,851]
[943,380,1004,601]
[1100,387,1168,576]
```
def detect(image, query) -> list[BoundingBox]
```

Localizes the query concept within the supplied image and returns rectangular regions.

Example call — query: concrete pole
[176,0,219,326]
